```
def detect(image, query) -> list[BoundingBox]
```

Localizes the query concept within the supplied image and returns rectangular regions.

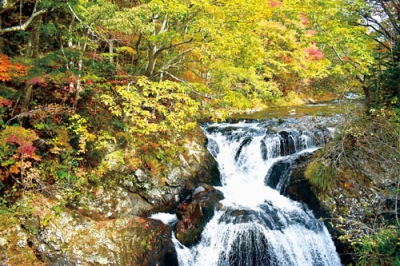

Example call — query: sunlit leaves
[101,76,199,164]
[68,114,96,155]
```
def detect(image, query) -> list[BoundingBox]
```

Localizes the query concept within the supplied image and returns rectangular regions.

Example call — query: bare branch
[0,0,47,35]
[66,2,109,43]
[378,0,400,36]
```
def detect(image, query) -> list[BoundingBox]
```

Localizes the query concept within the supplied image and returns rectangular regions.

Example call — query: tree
[0,0,47,35]
[353,0,400,108]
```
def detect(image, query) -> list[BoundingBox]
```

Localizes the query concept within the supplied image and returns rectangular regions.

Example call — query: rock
[192,186,205,195]
[0,125,221,265]
[0,238,7,249]
[284,154,351,263]
[72,186,153,219]
[135,169,148,182]
[23,211,178,266]
[175,185,224,246]
[265,159,293,194]
[284,154,329,219]
[166,167,185,186]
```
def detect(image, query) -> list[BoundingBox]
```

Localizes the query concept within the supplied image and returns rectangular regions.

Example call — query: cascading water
[173,117,342,266]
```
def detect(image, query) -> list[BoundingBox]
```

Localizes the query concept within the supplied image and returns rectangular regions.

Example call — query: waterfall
[174,119,342,266]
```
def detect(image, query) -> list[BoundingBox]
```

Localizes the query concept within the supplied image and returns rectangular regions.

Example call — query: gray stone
[135,169,147,182]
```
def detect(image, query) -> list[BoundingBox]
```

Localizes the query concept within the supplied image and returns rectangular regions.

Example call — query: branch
[66,2,109,43]
[0,1,47,35]
[160,47,195,72]
[362,15,394,40]
[6,106,73,125]
[160,71,219,99]
[378,0,400,36]
[154,38,193,58]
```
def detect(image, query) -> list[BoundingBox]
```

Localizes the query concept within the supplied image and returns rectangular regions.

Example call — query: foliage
[351,228,400,266]
[0,125,41,188]
[0,54,28,82]
[366,42,400,110]
[101,76,199,171]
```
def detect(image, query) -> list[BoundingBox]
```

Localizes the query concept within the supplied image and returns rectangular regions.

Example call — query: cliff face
[0,126,220,265]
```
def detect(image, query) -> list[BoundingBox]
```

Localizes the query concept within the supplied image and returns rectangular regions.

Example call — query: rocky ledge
[0,134,220,265]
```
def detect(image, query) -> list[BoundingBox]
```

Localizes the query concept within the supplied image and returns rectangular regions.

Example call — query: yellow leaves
[68,114,96,155]
[116,46,137,56]
[48,128,73,155]
[102,76,199,144]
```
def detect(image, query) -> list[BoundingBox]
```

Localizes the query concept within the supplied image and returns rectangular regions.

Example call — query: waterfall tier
[174,118,341,266]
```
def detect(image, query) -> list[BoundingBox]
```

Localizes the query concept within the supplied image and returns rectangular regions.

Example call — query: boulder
[264,159,293,194]
[175,184,224,246]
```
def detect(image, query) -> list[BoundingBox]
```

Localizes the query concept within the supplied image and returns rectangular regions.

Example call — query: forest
[0,0,399,265]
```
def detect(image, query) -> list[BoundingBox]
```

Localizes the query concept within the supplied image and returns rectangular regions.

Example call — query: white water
[150,212,178,226]
[174,120,341,266]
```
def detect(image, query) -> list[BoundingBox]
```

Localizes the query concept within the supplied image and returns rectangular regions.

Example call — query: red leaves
[0,96,13,108]
[305,47,324,60]
[29,76,46,85]
[18,144,37,157]
[6,133,37,157]
[270,1,282,8]
[2,126,40,160]
[299,14,310,26]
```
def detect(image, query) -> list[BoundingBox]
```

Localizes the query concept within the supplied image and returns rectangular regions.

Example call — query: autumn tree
[351,0,400,108]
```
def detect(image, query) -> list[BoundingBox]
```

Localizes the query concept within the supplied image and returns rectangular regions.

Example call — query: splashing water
[174,119,341,266]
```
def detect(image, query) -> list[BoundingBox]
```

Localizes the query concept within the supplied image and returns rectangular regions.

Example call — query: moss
[304,160,336,191]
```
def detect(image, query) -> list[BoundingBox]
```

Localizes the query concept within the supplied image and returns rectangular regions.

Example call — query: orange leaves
[0,54,12,82]
[183,70,205,83]
[0,54,28,82]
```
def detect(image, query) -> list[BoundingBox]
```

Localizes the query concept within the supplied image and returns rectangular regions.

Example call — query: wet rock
[265,159,293,194]
[284,154,351,263]
[284,154,329,219]
[234,137,252,161]
[175,185,224,246]
[279,130,300,156]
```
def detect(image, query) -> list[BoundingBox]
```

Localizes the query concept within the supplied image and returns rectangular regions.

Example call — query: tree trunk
[144,44,157,77]
[109,39,114,64]
[25,16,42,58]
[20,84,32,116]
